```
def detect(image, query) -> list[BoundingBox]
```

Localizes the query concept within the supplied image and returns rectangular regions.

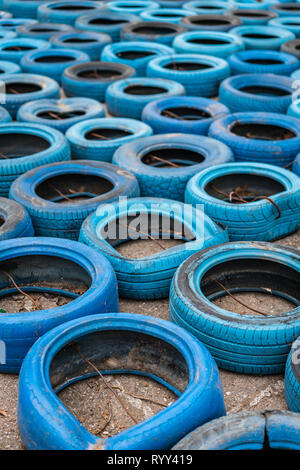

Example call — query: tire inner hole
[152,13,182,18]
[116,50,154,60]
[0,217,4,228]
[37,110,86,120]
[85,127,133,140]
[244,58,283,65]
[5,82,42,94]
[124,84,167,95]
[164,61,212,71]
[239,85,290,97]
[0,133,49,158]
[161,106,211,121]
[3,45,34,51]
[242,33,278,40]
[77,68,123,79]
[51,5,95,11]
[89,18,127,25]
[132,26,176,35]
[188,38,230,45]
[63,37,98,44]
[234,12,267,18]
[142,147,205,167]
[30,27,60,33]
[189,18,231,26]
[34,55,75,63]
[231,122,296,141]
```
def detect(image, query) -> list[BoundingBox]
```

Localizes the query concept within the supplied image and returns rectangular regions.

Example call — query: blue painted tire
[184,1,230,15]
[0,73,60,118]
[106,77,185,119]
[62,61,135,102]
[173,31,244,58]
[10,160,139,239]
[230,25,295,50]
[17,22,74,41]
[0,105,11,123]
[140,8,196,24]
[142,96,229,136]
[17,97,105,133]
[173,411,300,450]
[0,18,37,32]
[80,197,228,299]
[233,0,275,9]
[147,53,230,97]
[0,11,12,19]
[50,31,112,61]
[271,3,300,17]
[18,312,225,450]
[180,14,242,32]
[3,0,49,18]
[293,153,300,176]
[112,133,233,201]
[0,197,34,240]
[120,20,186,46]
[157,0,186,6]
[0,237,119,373]
[101,41,173,77]
[170,241,300,374]
[209,112,300,167]
[106,0,159,15]
[228,49,299,76]
[219,73,293,114]
[281,39,300,58]
[285,337,300,412]
[0,59,20,76]
[66,117,152,162]
[269,16,300,38]
[37,1,103,25]
[0,122,70,196]
[75,11,140,42]
[0,37,50,64]
[0,29,16,39]
[230,9,279,25]
[185,162,300,241]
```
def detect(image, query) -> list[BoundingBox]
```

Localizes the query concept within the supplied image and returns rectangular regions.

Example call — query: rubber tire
[112,133,234,201]
[208,112,300,167]
[75,11,140,42]
[37,1,103,25]
[10,160,140,240]
[0,37,50,64]
[0,11,12,19]
[120,20,186,46]
[0,122,70,196]
[140,8,196,24]
[17,22,74,41]
[0,197,34,240]
[0,73,60,119]
[230,25,295,50]
[147,53,230,97]
[0,29,16,40]
[66,117,153,162]
[0,60,20,77]
[106,77,185,119]
[173,31,244,59]
[0,105,11,123]
[17,97,105,134]
[185,161,300,241]
[285,337,300,412]
[80,197,228,299]
[270,3,300,17]
[50,31,112,61]
[101,41,173,77]
[3,0,49,18]
[281,39,300,58]
[173,411,300,450]
[228,49,299,76]
[106,0,160,15]
[18,312,225,450]
[0,18,37,32]
[219,73,293,114]
[184,1,231,16]
[0,237,119,373]
[180,14,242,32]
[62,61,135,102]
[230,9,279,25]
[293,153,300,177]
[270,16,300,39]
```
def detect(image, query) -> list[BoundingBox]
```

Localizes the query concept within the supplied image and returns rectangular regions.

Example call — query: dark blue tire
[281,39,300,58]
[147,53,230,97]
[75,11,140,42]
[230,9,279,26]
[106,0,159,15]
[173,31,244,58]
[18,312,225,450]
[285,337,300,412]
[20,48,89,84]
[37,1,104,25]
[270,16,300,39]
[101,41,173,77]
[0,59,20,76]
[173,411,300,450]
[170,241,300,374]
[80,197,228,299]
[66,117,152,162]
[293,153,300,176]
[184,1,231,15]
[17,97,105,133]
[0,237,119,373]
[228,49,299,76]
[17,22,74,41]
[0,122,70,196]
[230,25,295,50]
[219,73,293,114]
[112,133,233,201]
[140,8,196,24]
[50,30,112,61]
[209,112,300,168]
[3,0,49,18]
[180,14,242,32]
[0,37,50,64]
[0,18,37,32]
[142,96,229,136]
[0,73,60,118]
[10,160,139,240]
[0,105,11,123]
[62,61,135,102]
[106,77,185,119]
[185,162,300,241]
[271,3,300,17]
[0,197,34,240]
[120,20,186,46]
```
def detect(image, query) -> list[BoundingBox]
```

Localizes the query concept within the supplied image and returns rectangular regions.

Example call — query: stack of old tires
[0,0,298,451]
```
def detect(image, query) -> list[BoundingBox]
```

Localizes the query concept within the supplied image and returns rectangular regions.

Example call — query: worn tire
[0,105,11,123]
[270,16,300,39]
[50,30,112,61]
[17,22,74,40]
[293,153,300,177]
[173,31,244,58]
[3,0,49,18]
[180,14,242,32]
[0,37,50,64]
[281,38,300,58]
[75,11,140,42]
[0,197,34,240]
[230,9,279,25]
[37,1,103,25]
[107,0,159,15]
[184,1,231,16]
[121,20,185,46]
[285,337,300,412]
[140,8,196,24]
[228,49,299,76]
[0,18,37,32]
[230,25,295,50]
[0,60,20,77]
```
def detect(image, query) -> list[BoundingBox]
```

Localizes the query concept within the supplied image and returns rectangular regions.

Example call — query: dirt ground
[0,229,299,450]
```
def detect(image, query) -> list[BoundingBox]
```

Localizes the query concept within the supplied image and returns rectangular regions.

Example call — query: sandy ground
[0,229,299,450]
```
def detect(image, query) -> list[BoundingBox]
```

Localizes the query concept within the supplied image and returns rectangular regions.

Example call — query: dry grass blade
[117,221,167,251]
[148,154,179,168]
[0,270,41,311]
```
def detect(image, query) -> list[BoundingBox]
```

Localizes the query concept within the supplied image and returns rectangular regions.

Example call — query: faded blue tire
[75,11,140,42]
[209,112,300,167]
[50,31,112,61]
[0,73,60,119]
[180,14,242,32]
[0,122,70,196]
[18,312,225,450]
[230,8,279,25]
[0,237,119,373]
[285,338,300,412]
[185,162,300,241]
[140,8,196,24]
[184,1,231,15]
[3,0,49,18]
[228,49,299,76]
[281,39,300,58]
[0,29,16,40]
[0,197,34,240]
[0,37,50,63]
[62,61,135,102]
[219,73,293,114]
[147,53,230,97]
[10,160,139,240]
[0,10,11,19]
[173,31,244,58]
[293,153,300,176]
[66,117,152,162]
[120,20,185,46]
[0,106,11,123]
[112,133,233,201]
[230,25,295,50]
[271,3,300,17]
[142,96,229,135]
[37,1,103,25]
[106,77,185,119]
[106,0,159,15]
[17,97,105,133]
[170,241,300,374]
[17,22,74,40]
[80,197,228,299]
[269,16,300,38]
[0,18,37,32]
[0,59,20,77]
